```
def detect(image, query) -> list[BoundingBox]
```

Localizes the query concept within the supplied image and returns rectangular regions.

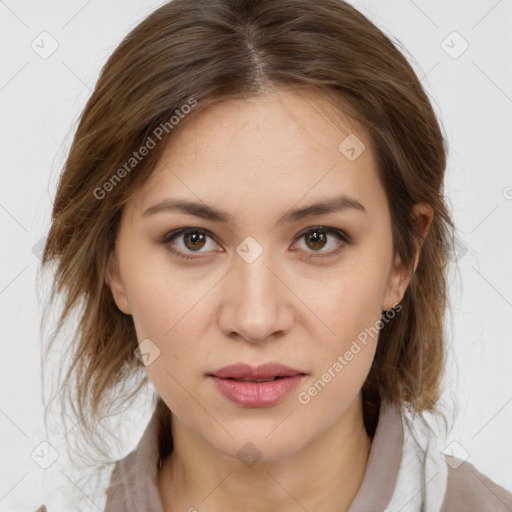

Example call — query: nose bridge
[221,237,292,342]
[235,235,276,293]
[237,245,275,302]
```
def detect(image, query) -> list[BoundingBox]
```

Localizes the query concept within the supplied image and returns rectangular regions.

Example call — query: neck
[158,393,373,512]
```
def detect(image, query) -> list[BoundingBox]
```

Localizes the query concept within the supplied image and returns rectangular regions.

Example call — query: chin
[203,423,310,464]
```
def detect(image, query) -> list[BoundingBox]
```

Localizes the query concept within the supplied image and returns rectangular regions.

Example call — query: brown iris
[304,230,328,251]
[183,232,207,251]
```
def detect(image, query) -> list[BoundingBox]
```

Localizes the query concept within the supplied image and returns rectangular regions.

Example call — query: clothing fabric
[35,402,512,511]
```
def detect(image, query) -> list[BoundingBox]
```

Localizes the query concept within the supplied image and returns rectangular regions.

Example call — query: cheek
[295,340,376,441]
[127,279,208,419]
[120,257,216,386]
[328,281,387,346]
[294,246,390,399]
[299,259,390,349]
[312,288,381,399]
[295,278,383,421]
[121,247,204,339]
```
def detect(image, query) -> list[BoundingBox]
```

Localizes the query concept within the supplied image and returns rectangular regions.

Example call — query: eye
[292,226,350,259]
[159,227,218,260]
[159,226,351,261]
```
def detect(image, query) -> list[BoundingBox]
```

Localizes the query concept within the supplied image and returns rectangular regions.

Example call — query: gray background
[1,0,511,510]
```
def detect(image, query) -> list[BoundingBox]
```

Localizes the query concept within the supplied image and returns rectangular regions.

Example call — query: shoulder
[441,454,512,512]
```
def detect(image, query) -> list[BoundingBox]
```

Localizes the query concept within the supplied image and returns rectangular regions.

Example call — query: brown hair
[40,0,454,461]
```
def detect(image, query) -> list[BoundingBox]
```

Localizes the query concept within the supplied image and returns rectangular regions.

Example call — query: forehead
[129,87,386,222]
[155,87,368,167]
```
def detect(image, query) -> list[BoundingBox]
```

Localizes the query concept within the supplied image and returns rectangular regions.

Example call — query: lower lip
[209,375,305,407]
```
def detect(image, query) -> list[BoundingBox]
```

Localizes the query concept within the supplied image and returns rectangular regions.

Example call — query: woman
[38,0,512,510]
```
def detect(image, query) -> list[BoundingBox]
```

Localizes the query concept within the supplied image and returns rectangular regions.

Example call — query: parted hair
[40,0,455,458]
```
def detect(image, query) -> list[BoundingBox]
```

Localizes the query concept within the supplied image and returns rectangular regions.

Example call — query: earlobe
[105,251,132,315]
[382,252,409,311]
[410,202,434,274]
[382,202,434,311]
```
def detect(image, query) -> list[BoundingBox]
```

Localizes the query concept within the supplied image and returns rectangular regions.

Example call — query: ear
[105,249,132,315]
[382,202,434,311]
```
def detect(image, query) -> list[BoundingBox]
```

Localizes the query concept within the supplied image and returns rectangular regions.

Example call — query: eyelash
[158,226,351,262]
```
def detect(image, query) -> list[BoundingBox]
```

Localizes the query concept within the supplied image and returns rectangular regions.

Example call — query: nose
[217,246,294,344]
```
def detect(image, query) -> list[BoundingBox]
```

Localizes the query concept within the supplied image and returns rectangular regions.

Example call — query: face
[106,87,423,461]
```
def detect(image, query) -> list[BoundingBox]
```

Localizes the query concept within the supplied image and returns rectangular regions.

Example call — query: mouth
[208,362,306,380]
[207,362,307,407]
[222,376,291,382]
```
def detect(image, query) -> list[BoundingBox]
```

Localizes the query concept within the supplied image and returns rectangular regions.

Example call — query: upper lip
[209,362,306,379]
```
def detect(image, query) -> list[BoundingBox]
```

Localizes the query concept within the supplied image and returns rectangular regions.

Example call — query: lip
[207,362,307,407]
[209,362,305,380]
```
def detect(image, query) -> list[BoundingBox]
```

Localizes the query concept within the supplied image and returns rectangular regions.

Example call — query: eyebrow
[142,194,366,224]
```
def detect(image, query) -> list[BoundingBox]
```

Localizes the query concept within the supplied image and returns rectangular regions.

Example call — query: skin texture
[106,87,433,512]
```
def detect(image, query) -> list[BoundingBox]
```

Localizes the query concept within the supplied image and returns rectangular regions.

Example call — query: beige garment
[35,402,512,511]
